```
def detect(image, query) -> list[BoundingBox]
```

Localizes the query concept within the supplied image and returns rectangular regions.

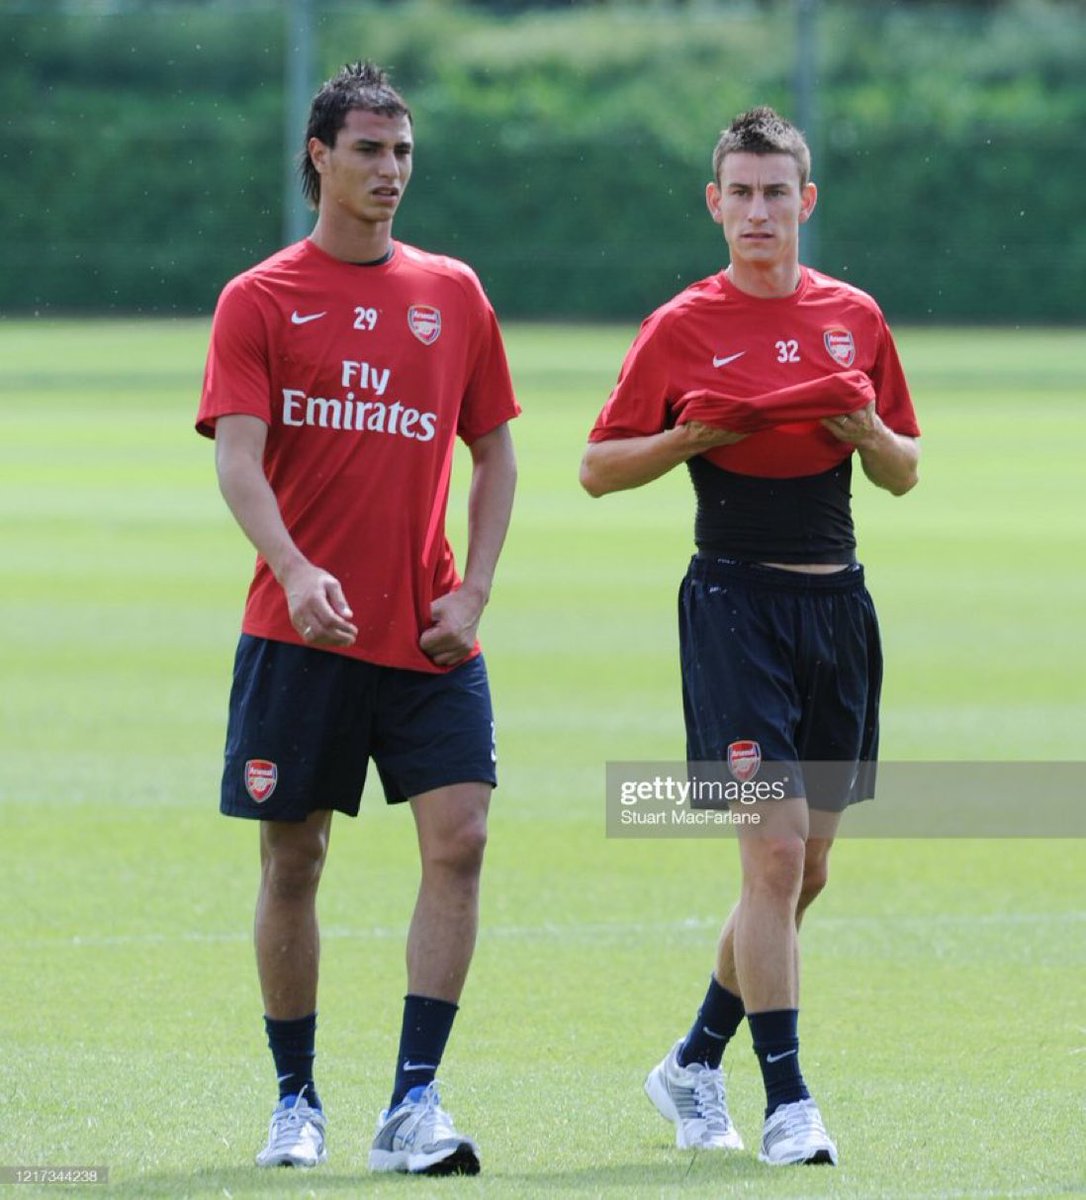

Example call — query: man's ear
[799,180,818,224]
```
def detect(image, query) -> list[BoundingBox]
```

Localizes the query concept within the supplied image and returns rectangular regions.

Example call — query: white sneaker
[644,1039,744,1150]
[759,1097,838,1165]
[255,1092,327,1168]
[369,1081,480,1175]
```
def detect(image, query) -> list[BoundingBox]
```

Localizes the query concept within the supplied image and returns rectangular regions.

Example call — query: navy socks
[677,975,746,1069]
[748,1008,810,1116]
[390,994,459,1109]
[265,1011,320,1110]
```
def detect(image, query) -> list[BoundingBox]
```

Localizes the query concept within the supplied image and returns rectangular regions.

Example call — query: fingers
[822,412,859,442]
[684,420,747,447]
[298,612,357,647]
[419,626,470,664]
[419,620,474,667]
[327,578,354,621]
[293,576,358,647]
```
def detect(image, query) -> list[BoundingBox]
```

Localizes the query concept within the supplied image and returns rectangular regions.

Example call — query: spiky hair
[712,106,811,187]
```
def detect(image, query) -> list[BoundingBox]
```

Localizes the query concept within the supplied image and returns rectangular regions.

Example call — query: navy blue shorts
[220,635,497,820]
[679,556,883,812]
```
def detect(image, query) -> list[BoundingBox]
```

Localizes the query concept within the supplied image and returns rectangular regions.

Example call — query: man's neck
[308,216,394,264]
[725,260,803,299]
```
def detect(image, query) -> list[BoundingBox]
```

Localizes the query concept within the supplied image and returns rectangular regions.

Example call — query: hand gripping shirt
[588,267,920,562]
[197,238,520,671]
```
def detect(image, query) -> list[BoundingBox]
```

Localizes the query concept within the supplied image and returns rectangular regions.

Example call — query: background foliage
[1,0,1083,320]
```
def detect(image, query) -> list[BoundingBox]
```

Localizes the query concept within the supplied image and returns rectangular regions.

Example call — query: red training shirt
[197,238,520,672]
[589,267,919,476]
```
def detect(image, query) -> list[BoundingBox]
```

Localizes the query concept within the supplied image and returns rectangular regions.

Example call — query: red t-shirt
[589,267,919,477]
[197,238,520,672]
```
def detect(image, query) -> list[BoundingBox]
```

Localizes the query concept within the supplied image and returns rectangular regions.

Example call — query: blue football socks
[678,974,746,1069]
[390,994,458,1109]
[265,1011,321,1111]
[748,1008,810,1116]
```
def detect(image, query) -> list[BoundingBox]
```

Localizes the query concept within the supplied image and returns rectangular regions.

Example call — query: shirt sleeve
[869,314,921,438]
[587,311,673,442]
[195,277,273,439]
[456,287,521,444]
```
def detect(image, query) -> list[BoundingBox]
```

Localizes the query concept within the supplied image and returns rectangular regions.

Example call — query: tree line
[2,0,1081,320]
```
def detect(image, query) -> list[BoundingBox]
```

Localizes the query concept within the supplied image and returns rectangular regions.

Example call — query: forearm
[461,424,517,603]
[579,426,709,496]
[215,445,309,584]
[856,420,920,496]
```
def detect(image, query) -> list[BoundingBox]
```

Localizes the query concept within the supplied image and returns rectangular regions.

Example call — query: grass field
[1,319,1084,1199]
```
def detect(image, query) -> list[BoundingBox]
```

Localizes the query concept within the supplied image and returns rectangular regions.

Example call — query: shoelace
[691,1072,730,1134]
[269,1092,319,1150]
[774,1101,826,1139]
[410,1084,457,1143]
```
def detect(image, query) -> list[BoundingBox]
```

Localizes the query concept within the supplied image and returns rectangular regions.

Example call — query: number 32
[776,339,800,363]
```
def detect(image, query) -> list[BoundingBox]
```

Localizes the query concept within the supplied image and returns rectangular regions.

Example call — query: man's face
[310,108,413,224]
[706,151,816,267]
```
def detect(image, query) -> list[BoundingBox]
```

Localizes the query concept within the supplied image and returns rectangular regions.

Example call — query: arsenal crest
[727,740,762,783]
[245,759,278,803]
[824,328,856,367]
[407,305,441,345]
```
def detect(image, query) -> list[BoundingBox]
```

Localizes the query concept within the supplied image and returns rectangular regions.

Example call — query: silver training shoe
[759,1097,838,1166]
[645,1039,744,1150]
[255,1092,327,1168]
[368,1081,480,1175]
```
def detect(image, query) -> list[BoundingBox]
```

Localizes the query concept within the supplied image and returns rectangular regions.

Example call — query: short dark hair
[300,61,413,208]
[712,106,811,189]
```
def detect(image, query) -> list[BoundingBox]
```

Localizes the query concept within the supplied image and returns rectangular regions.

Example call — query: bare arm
[579,421,747,497]
[214,414,358,646]
[419,421,517,668]
[821,401,920,496]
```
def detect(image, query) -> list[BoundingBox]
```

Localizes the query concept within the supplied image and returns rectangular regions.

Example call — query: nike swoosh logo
[765,1049,797,1063]
[402,1061,437,1072]
[713,352,746,368]
[291,310,327,325]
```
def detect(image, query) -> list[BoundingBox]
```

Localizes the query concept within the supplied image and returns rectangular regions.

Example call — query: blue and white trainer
[644,1039,744,1151]
[255,1092,327,1168]
[759,1097,838,1165]
[369,1081,480,1175]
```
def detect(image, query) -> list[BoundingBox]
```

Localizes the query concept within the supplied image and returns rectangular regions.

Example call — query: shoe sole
[255,1150,327,1169]
[370,1141,480,1176]
[758,1147,837,1166]
[644,1066,744,1152]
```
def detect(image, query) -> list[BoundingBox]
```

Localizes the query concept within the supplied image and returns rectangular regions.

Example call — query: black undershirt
[351,248,394,267]
[687,456,857,564]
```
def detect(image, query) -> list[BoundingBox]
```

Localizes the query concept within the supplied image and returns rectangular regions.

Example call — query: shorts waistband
[689,554,866,593]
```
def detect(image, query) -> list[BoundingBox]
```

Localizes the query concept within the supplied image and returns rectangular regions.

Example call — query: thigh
[220,635,377,821]
[372,653,497,805]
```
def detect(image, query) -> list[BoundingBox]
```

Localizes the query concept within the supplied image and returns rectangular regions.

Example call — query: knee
[262,827,328,901]
[744,836,806,903]
[421,814,488,882]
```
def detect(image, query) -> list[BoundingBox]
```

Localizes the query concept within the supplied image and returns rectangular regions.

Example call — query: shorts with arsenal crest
[678,555,883,812]
[219,634,497,819]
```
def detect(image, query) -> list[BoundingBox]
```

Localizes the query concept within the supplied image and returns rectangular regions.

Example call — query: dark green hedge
[1,1,1082,320]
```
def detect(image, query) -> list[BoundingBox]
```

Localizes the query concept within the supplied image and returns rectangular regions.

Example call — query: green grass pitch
[1,319,1083,1198]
